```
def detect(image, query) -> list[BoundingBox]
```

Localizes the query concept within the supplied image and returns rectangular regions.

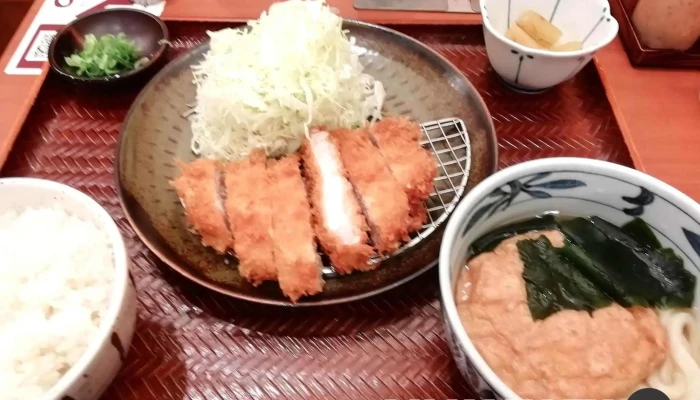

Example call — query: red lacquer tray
[0,23,632,399]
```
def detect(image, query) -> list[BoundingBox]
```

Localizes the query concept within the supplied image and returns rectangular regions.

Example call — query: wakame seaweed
[519,237,612,320]
[470,214,558,255]
[621,217,662,250]
[560,217,695,308]
[622,218,689,300]
[557,241,649,307]
[469,215,698,320]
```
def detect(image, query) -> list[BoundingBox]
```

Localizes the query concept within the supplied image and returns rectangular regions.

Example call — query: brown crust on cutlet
[367,117,437,205]
[224,151,276,285]
[370,116,423,142]
[331,128,411,255]
[170,159,233,254]
[268,155,324,302]
[408,201,429,232]
[300,132,375,274]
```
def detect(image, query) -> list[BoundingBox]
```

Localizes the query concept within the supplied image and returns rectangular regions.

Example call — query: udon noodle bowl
[455,215,699,400]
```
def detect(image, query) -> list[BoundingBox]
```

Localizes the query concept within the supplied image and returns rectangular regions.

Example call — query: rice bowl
[0,178,136,400]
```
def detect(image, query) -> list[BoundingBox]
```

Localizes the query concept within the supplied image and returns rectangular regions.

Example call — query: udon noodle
[636,309,700,400]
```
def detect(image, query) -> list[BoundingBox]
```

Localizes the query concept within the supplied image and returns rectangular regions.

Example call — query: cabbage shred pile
[190,0,385,161]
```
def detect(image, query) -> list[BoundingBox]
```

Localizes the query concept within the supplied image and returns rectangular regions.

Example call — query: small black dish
[48,9,169,86]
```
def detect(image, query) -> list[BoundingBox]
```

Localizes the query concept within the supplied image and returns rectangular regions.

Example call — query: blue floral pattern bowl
[439,157,700,399]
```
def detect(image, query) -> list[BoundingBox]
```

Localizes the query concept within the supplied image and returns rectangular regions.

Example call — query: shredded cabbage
[190,0,385,161]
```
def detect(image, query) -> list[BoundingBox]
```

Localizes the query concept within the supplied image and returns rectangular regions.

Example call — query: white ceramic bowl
[439,158,700,399]
[0,178,137,400]
[480,0,620,93]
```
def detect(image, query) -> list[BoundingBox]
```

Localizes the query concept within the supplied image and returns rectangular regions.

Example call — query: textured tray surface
[1,23,632,399]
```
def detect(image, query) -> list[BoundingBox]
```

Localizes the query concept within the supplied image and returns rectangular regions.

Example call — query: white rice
[0,207,114,400]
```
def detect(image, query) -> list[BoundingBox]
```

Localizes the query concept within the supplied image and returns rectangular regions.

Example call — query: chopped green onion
[64,33,149,78]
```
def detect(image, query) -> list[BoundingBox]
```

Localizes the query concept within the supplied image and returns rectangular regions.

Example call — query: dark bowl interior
[49,9,168,84]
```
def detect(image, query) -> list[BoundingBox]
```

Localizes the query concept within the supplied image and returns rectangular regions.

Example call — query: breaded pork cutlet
[300,130,374,274]
[331,128,411,254]
[224,151,276,285]
[367,118,437,230]
[170,159,233,254]
[268,155,324,302]
[408,202,429,231]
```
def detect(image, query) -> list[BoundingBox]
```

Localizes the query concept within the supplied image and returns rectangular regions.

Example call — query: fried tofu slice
[268,155,324,302]
[300,130,375,274]
[170,159,233,254]
[367,118,437,231]
[224,151,276,285]
[331,128,411,254]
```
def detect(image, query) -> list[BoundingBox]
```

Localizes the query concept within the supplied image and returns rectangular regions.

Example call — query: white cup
[480,0,620,93]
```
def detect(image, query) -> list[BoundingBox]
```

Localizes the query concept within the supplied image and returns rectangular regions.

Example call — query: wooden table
[1,0,699,200]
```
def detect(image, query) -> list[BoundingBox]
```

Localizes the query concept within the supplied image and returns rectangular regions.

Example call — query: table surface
[0,0,699,202]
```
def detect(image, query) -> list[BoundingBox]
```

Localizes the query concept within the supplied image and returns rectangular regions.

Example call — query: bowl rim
[0,177,130,399]
[48,8,169,83]
[480,0,620,57]
[439,157,700,400]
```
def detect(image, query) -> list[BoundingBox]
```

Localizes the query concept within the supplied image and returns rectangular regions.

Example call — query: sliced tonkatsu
[224,151,276,285]
[408,201,429,232]
[331,128,411,254]
[170,159,233,254]
[300,129,374,274]
[367,117,437,231]
[171,119,436,299]
[268,155,325,302]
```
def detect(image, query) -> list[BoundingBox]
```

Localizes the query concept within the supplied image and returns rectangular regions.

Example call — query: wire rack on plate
[322,117,471,276]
